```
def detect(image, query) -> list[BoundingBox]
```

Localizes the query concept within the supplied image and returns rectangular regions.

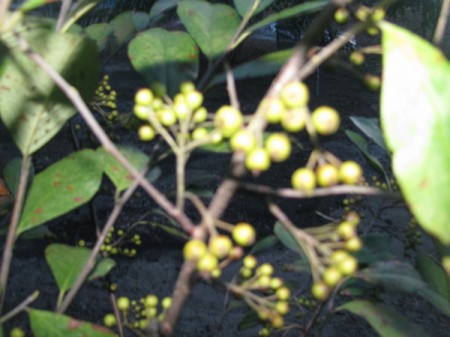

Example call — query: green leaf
[45,243,115,293]
[349,116,387,151]
[358,260,450,316]
[416,253,450,301]
[274,221,302,254]
[237,310,260,330]
[128,28,198,97]
[177,0,240,60]
[245,1,326,34]
[209,48,292,88]
[108,11,149,55]
[345,130,390,185]
[353,233,395,265]
[85,23,114,52]
[18,149,103,234]
[249,235,278,255]
[0,24,98,155]
[3,157,35,198]
[98,146,149,192]
[338,300,430,337]
[380,22,450,244]
[29,309,117,337]
[19,0,60,12]
[233,0,274,17]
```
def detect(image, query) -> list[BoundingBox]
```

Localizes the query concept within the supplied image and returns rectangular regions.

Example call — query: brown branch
[433,0,450,46]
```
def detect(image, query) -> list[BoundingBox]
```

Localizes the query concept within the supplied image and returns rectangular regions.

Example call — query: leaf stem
[432,0,450,47]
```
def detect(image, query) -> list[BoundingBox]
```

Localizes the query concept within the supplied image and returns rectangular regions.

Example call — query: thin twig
[56,0,72,32]
[302,300,325,337]
[432,0,450,47]
[14,32,196,236]
[110,292,125,337]
[0,155,31,314]
[224,61,240,110]
[57,176,141,313]
[0,290,39,324]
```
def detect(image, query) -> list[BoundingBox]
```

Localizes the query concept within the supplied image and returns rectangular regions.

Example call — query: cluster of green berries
[183,223,256,277]
[404,218,421,255]
[235,255,291,333]
[82,226,141,257]
[310,212,362,301]
[134,82,211,143]
[291,160,363,193]
[93,75,119,121]
[104,295,172,330]
[334,4,385,35]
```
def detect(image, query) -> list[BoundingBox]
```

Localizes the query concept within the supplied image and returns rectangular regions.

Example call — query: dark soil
[1,18,449,337]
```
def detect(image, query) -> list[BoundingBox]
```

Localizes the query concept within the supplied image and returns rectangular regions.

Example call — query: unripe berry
[214,105,243,137]
[230,129,256,153]
[232,223,256,247]
[316,164,339,187]
[334,8,349,24]
[271,314,285,329]
[270,277,283,289]
[158,107,177,126]
[138,125,155,141]
[243,255,258,269]
[281,107,307,132]
[337,255,358,275]
[135,88,153,106]
[265,133,291,162]
[134,104,151,120]
[103,314,116,327]
[322,266,343,287]
[261,97,285,123]
[208,235,233,259]
[144,294,158,307]
[311,106,340,135]
[311,281,330,301]
[183,239,207,261]
[365,74,381,91]
[10,328,25,337]
[197,252,218,272]
[191,127,209,141]
[280,81,309,108]
[291,167,316,192]
[180,81,195,94]
[257,263,274,276]
[350,51,365,66]
[245,148,271,172]
[275,287,291,301]
[193,107,208,123]
[162,297,172,310]
[337,221,356,240]
[117,297,130,311]
[275,301,290,315]
[184,90,203,110]
[345,237,363,252]
[339,161,363,185]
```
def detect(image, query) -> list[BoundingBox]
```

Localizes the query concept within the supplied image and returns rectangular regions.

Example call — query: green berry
[245,148,271,172]
[208,235,233,259]
[117,296,130,311]
[281,107,307,132]
[197,252,219,272]
[193,107,208,123]
[10,327,25,337]
[311,281,330,301]
[103,314,116,327]
[232,223,256,247]
[134,104,151,120]
[311,106,340,135]
[138,125,156,141]
[339,161,363,185]
[316,164,339,187]
[280,81,309,108]
[144,294,158,307]
[337,221,356,240]
[183,239,207,261]
[275,287,291,301]
[191,127,209,141]
[275,301,290,315]
[261,97,285,123]
[243,255,257,269]
[135,88,153,106]
[257,263,274,276]
[230,129,256,153]
[291,167,316,192]
[184,90,203,110]
[323,266,343,287]
[214,105,243,137]
[265,133,291,162]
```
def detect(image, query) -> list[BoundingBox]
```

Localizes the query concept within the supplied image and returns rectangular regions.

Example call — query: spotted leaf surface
[18,149,102,234]
[98,146,149,192]
[29,309,117,337]
[0,20,98,155]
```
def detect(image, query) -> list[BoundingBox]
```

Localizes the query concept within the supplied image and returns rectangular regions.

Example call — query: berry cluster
[134,83,214,144]
[92,75,118,121]
[104,295,172,331]
[233,256,291,335]
[78,226,141,257]
[404,218,422,255]
[307,212,362,300]
[183,223,256,277]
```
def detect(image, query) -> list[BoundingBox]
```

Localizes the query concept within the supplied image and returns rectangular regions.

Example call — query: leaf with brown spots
[18,149,103,235]
[97,146,149,192]
[29,309,117,337]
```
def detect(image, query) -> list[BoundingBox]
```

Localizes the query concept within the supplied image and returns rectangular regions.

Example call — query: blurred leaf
[358,260,450,316]
[128,28,198,97]
[45,244,115,293]
[107,11,149,55]
[237,310,260,330]
[177,0,240,60]
[233,0,274,17]
[353,233,395,264]
[249,235,278,255]
[98,146,149,192]
[19,0,60,12]
[85,23,114,52]
[149,0,184,25]
[209,48,292,87]
[245,1,326,34]
[0,23,98,155]
[345,130,390,185]
[18,150,103,234]
[3,158,32,198]
[147,166,162,183]
[29,309,117,337]
[416,253,450,301]
[349,116,387,151]
[274,221,302,254]
[199,139,232,153]
[380,22,450,244]
[338,300,430,337]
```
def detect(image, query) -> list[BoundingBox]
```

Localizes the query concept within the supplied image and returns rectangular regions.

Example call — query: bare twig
[433,0,450,47]
[56,0,72,32]
[57,176,141,313]
[0,290,39,324]
[14,32,196,236]
[0,155,31,314]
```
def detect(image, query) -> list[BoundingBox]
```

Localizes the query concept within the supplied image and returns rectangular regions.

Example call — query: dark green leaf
[18,149,103,234]
[249,235,278,255]
[380,22,450,244]
[3,158,35,198]
[177,0,240,60]
[274,221,302,253]
[149,0,185,25]
[85,23,114,52]
[128,28,198,97]
[353,233,395,264]
[0,24,98,155]
[98,146,149,192]
[29,309,117,337]
[349,116,387,151]
[416,253,450,301]
[338,300,430,337]
[358,260,450,316]
[107,11,148,55]
[237,310,260,330]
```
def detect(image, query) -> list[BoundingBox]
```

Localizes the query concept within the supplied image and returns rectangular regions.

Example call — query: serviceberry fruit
[232,223,256,247]
[311,106,340,135]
